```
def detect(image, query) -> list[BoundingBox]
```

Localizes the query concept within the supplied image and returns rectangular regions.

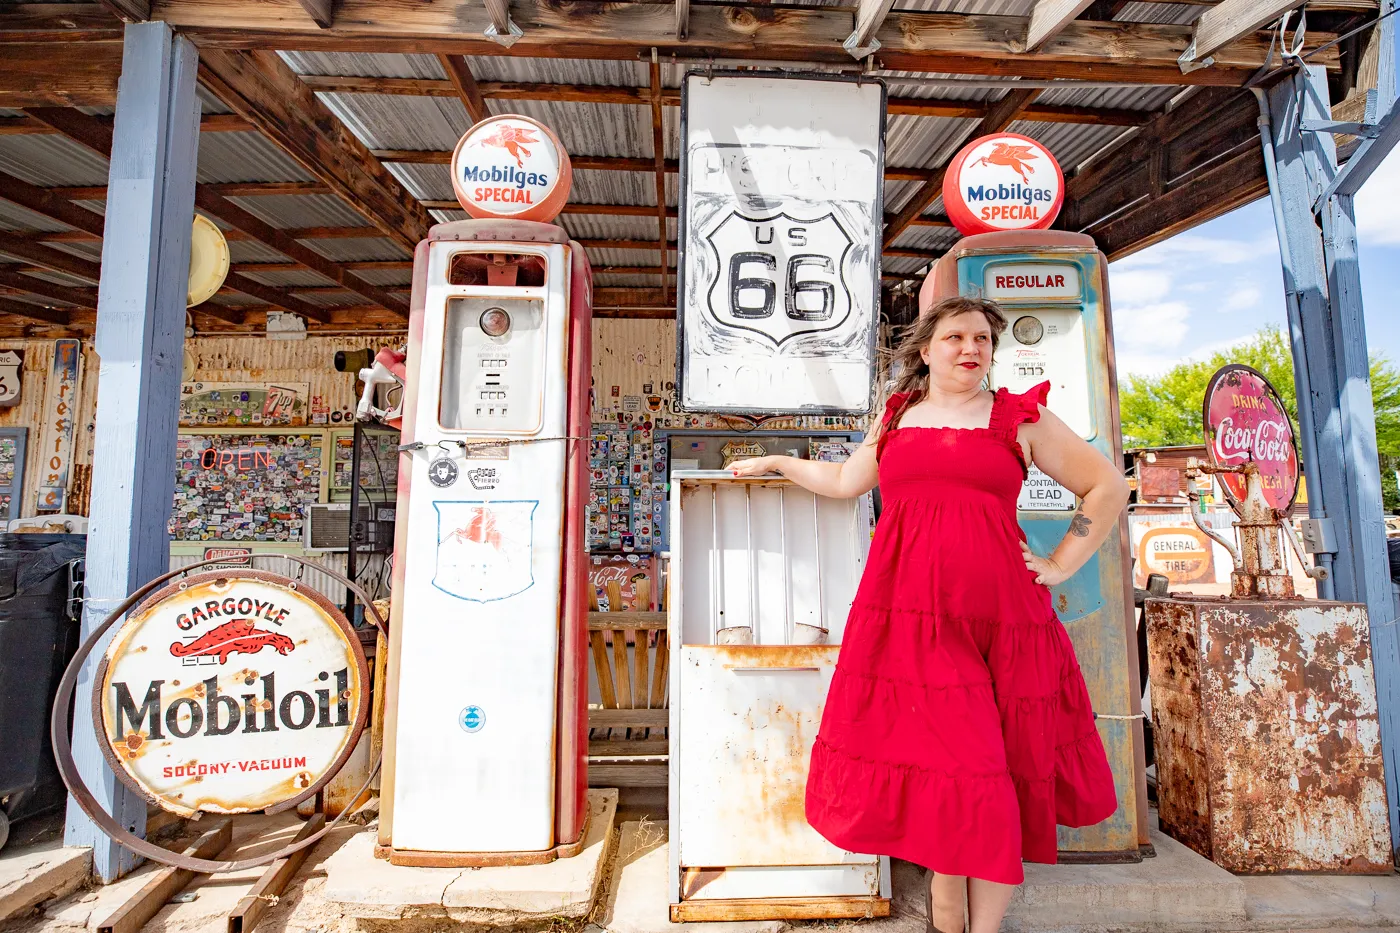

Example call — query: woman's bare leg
[966,878,1016,933]
[927,872,967,933]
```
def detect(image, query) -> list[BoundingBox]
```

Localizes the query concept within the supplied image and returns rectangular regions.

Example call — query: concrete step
[0,841,91,924]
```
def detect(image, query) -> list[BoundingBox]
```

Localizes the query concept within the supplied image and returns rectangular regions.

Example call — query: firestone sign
[942,133,1064,236]
[96,571,368,816]
[450,115,573,223]
[1203,364,1300,512]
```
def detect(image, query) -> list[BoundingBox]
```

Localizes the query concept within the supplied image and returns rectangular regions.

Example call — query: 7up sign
[703,212,854,347]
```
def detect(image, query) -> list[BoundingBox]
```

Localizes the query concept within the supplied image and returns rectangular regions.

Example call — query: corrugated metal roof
[280,51,446,80]
[0,200,78,233]
[228,240,295,264]
[500,100,653,159]
[557,214,664,241]
[897,0,1039,14]
[0,134,109,186]
[1116,1,1203,24]
[226,194,376,229]
[196,132,315,184]
[467,56,652,88]
[1005,119,1133,172]
[386,163,455,201]
[314,93,468,150]
[302,238,411,263]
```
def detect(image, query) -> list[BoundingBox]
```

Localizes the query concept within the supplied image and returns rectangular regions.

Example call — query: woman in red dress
[729,296,1127,933]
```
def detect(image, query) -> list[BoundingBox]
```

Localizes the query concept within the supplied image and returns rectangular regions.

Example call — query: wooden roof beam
[96,0,151,22]
[198,48,434,251]
[883,87,1041,247]
[294,0,335,28]
[1025,0,1100,52]
[0,4,124,42]
[150,0,1341,86]
[437,54,491,123]
[845,0,898,57]
[0,40,123,107]
[0,296,71,326]
[648,53,669,302]
[0,269,97,308]
[675,0,689,40]
[7,111,254,138]
[1180,0,1305,66]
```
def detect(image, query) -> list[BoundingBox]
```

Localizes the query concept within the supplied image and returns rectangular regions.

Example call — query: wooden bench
[587,577,668,789]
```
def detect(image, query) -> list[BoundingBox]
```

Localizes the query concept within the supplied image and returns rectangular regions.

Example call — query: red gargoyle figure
[970,142,1039,183]
[476,124,540,169]
[170,619,296,665]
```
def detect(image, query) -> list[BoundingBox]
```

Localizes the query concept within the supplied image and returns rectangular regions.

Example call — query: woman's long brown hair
[872,296,1009,443]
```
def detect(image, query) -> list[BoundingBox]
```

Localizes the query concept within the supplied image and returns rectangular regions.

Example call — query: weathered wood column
[63,20,200,882]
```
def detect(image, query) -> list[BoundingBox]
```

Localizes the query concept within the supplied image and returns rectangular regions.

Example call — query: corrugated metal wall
[591,319,676,419]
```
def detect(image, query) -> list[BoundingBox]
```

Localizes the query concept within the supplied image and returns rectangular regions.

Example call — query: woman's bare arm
[726,408,884,500]
[1018,406,1130,584]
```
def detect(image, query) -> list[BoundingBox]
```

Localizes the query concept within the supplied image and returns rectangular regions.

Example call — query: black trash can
[0,534,85,850]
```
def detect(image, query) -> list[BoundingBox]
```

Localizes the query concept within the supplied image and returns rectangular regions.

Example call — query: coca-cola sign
[1203,364,1300,512]
[95,571,368,816]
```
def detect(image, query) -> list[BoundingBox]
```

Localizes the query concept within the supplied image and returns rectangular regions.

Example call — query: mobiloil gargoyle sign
[95,570,369,816]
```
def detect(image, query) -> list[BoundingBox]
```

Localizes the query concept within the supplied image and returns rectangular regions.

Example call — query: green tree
[1118,326,1400,512]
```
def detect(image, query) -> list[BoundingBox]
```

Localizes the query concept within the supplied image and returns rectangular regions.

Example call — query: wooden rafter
[846,0,898,56]
[148,0,1341,85]
[234,260,410,272]
[883,87,1041,247]
[436,54,490,123]
[296,74,1151,125]
[95,0,150,22]
[294,0,335,28]
[0,4,125,40]
[0,296,70,326]
[675,0,689,39]
[8,111,253,137]
[1181,0,1305,65]
[1025,0,1100,51]
[0,269,96,308]
[648,54,669,303]
[0,40,123,107]
[198,48,434,250]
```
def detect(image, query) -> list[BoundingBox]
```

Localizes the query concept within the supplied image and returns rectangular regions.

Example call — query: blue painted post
[63,21,200,882]
[1266,64,1400,859]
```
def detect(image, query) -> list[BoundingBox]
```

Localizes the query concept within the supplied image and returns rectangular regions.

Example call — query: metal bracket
[1177,36,1216,73]
[483,18,523,47]
[1301,119,1383,138]
[1299,516,1338,554]
[842,32,881,59]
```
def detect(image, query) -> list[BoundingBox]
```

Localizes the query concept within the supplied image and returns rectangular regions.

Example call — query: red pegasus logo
[476,124,540,168]
[443,507,504,550]
[971,142,1039,183]
[170,619,296,665]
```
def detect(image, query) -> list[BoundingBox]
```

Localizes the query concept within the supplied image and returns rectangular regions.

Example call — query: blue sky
[1107,145,1400,380]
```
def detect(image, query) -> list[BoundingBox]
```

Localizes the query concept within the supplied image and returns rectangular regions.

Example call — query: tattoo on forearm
[1069,511,1092,537]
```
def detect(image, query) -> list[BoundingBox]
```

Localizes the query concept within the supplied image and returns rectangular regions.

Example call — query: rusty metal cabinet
[667,473,890,921]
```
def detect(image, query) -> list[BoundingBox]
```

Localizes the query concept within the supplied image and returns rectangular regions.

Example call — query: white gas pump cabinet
[667,472,891,921]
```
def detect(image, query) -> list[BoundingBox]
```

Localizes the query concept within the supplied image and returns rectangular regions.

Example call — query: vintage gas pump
[925,133,1147,858]
[375,115,594,865]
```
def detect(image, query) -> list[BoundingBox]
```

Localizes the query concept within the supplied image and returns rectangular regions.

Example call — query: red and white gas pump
[372,115,594,865]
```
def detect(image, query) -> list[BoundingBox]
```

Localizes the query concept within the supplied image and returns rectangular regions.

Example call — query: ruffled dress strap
[988,380,1050,472]
[875,391,915,460]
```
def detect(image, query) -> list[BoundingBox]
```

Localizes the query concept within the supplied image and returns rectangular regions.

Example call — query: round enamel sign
[1203,364,1300,512]
[942,133,1064,236]
[96,571,369,816]
[451,115,573,223]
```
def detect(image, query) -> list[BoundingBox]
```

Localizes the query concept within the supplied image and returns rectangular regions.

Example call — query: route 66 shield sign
[703,211,853,347]
[433,501,537,602]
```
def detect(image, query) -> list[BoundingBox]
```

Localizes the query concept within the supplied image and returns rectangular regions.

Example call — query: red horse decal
[476,124,540,169]
[443,507,504,550]
[970,142,1039,183]
[170,619,296,664]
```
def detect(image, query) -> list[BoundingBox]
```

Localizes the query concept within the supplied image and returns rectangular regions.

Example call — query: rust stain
[681,867,725,899]
[125,732,144,753]
[1148,598,1390,873]
[1056,593,1069,614]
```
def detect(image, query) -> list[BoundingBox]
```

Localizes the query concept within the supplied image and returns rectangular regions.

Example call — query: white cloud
[1220,285,1262,313]
[1356,146,1400,247]
[1115,231,1277,268]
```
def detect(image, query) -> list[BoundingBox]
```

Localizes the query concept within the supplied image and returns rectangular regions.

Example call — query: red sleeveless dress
[805,382,1117,886]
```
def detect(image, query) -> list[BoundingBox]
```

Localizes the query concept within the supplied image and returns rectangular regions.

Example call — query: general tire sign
[96,571,368,816]
[678,73,885,414]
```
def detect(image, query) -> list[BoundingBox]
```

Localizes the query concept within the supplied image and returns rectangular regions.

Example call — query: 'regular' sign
[96,571,369,816]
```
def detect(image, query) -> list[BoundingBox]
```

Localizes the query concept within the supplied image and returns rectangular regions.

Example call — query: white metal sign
[1018,464,1075,511]
[678,73,885,414]
[983,263,1081,301]
[97,571,368,816]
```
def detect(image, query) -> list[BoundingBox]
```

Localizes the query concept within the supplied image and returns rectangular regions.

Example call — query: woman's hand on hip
[1021,541,1070,587]
[729,456,782,477]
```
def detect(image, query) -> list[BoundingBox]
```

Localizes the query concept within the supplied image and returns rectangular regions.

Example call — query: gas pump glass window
[439,295,547,433]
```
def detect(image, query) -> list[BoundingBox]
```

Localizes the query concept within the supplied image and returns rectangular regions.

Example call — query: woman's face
[919,311,993,390]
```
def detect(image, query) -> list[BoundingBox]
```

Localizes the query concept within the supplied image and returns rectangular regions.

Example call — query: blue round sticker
[459,706,485,733]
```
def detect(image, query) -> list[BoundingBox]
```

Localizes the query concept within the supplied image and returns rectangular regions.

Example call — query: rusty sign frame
[52,556,385,873]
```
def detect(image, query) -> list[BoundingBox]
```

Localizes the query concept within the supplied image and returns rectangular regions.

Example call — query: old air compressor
[371,115,595,866]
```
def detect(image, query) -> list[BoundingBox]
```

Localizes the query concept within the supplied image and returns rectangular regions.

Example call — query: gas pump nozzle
[355,346,407,430]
